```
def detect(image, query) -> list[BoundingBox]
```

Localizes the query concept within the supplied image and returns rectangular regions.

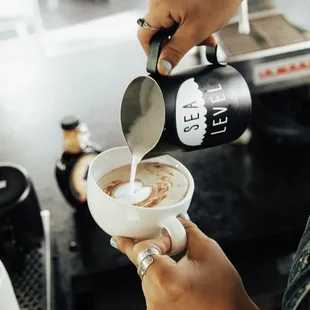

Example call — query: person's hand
[138,0,242,75]
[112,219,258,310]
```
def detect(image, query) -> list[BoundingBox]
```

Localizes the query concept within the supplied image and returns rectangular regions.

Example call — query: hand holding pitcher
[137,0,243,75]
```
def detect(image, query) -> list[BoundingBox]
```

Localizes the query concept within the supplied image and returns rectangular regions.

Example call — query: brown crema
[99,162,189,208]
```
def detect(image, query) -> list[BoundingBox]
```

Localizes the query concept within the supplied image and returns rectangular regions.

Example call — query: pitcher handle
[205,45,227,66]
[146,23,179,75]
[146,24,227,74]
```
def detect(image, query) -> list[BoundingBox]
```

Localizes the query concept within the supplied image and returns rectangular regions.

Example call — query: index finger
[113,234,172,266]
[113,235,177,282]
[137,12,175,54]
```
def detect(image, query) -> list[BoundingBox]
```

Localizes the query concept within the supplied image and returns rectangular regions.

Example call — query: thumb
[179,218,214,260]
[157,24,202,75]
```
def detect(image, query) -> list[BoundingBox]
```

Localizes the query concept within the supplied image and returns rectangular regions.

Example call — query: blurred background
[0,0,309,310]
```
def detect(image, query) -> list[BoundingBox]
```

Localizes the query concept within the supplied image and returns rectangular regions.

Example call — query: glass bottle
[55,116,102,208]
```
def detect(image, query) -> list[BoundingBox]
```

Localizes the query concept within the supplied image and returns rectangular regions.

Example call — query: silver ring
[137,247,161,278]
[139,255,155,277]
[137,247,161,266]
[137,18,160,31]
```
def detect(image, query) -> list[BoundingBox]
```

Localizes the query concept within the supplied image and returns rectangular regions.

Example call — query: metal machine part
[9,210,54,310]
[200,9,310,94]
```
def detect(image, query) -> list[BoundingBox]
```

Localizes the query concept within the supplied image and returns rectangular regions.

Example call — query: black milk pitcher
[121,27,252,159]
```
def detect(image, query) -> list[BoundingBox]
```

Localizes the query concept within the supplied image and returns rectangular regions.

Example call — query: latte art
[103,181,153,205]
[99,162,189,208]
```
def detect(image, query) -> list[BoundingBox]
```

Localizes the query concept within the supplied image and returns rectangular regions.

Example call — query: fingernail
[110,237,118,249]
[178,213,190,220]
[160,59,172,74]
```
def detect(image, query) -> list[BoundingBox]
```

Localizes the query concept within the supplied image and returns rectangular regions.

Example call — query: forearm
[283,216,310,310]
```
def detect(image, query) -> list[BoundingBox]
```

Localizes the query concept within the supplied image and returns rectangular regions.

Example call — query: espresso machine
[200,0,310,145]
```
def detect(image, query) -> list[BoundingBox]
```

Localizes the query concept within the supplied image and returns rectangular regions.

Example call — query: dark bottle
[55,116,102,208]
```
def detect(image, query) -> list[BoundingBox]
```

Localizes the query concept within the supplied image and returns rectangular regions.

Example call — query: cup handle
[161,214,188,256]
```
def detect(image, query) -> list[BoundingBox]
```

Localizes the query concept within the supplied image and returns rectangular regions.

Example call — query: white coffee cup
[0,261,20,310]
[87,146,194,255]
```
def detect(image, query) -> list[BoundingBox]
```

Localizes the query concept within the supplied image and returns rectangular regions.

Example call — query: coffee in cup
[87,146,194,255]
[98,162,189,208]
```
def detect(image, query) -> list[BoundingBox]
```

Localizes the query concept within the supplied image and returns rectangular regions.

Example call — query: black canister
[121,29,252,157]
[0,163,43,272]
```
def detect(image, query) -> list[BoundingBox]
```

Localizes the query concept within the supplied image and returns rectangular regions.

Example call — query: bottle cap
[61,116,80,130]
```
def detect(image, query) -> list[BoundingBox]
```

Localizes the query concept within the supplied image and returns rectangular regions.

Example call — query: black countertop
[0,17,309,310]
[70,135,310,268]
[67,136,309,310]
